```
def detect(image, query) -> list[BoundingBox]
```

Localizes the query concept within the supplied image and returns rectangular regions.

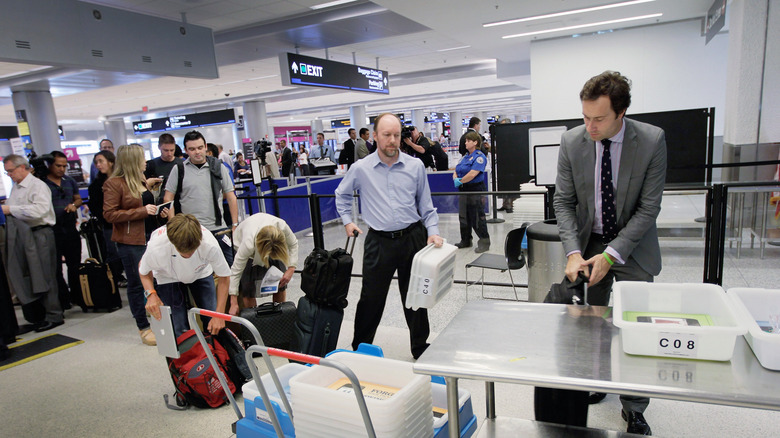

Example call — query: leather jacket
[102,177,148,245]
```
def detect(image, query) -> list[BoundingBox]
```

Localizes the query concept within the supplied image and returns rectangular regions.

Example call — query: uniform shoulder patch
[476,156,485,164]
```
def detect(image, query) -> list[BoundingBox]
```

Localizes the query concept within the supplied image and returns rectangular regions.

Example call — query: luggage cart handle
[187,308,292,430]
[246,345,377,438]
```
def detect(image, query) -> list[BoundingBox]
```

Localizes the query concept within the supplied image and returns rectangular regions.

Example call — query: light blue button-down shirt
[335,151,439,236]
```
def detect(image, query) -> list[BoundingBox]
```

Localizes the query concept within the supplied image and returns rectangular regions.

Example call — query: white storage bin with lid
[613,282,747,361]
[406,242,458,310]
[727,287,780,370]
[241,363,307,434]
[431,381,474,436]
[289,351,433,437]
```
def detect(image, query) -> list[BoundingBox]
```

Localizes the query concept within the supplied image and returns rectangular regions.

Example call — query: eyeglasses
[4,165,20,175]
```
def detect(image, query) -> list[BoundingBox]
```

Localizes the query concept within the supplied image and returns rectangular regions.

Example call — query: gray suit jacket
[553,117,667,276]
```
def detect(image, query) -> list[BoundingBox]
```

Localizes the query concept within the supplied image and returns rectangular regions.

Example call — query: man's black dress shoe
[622,409,652,435]
[454,241,472,249]
[34,321,64,333]
[588,392,607,404]
[496,206,506,211]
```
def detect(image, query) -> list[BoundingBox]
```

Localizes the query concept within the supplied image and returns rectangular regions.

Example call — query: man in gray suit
[553,71,666,436]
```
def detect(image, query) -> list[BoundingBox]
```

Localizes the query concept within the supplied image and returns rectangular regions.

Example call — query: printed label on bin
[657,332,699,358]
[255,405,271,424]
[418,277,433,296]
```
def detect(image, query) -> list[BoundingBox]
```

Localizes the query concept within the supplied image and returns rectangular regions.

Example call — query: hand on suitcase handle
[345,223,362,238]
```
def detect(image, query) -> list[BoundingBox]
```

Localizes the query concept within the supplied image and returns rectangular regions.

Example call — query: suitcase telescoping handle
[346,229,359,255]
[245,344,378,438]
[187,308,292,430]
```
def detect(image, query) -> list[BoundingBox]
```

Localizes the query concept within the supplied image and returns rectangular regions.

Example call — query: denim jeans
[117,243,148,331]
[157,276,217,337]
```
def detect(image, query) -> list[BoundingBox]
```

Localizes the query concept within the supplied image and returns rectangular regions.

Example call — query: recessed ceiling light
[310,0,357,10]
[503,13,662,39]
[437,46,471,52]
[484,0,655,27]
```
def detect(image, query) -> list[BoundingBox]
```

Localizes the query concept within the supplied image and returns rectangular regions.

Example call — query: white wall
[530,19,728,136]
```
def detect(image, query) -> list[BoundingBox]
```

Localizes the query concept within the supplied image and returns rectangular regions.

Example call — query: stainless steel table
[414,300,780,437]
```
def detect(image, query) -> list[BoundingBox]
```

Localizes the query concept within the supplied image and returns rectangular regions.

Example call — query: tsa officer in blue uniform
[453,131,491,253]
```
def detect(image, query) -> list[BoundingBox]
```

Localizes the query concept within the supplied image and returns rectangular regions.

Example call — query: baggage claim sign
[279,53,389,94]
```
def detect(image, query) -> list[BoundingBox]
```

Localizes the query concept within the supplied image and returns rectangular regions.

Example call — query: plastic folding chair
[465,223,530,301]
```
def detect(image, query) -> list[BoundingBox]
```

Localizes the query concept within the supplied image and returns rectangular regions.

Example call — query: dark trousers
[211,229,234,267]
[584,233,652,414]
[157,277,217,337]
[100,226,125,282]
[458,192,489,243]
[54,226,82,306]
[117,243,149,331]
[352,222,430,358]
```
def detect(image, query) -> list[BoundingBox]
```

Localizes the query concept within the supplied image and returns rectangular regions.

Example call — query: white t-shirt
[139,225,231,285]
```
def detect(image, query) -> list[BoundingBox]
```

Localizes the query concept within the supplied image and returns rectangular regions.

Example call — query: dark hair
[158,133,175,146]
[94,150,116,165]
[579,71,632,116]
[464,131,481,144]
[316,132,324,138]
[359,127,369,136]
[183,130,206,145]
[99,138,113,146]
[174,144,184,157]
[468,117,481,128]
[50,150,67,160]
[373,113,402,132]
[348,128,355,135]
[206,142,219,157]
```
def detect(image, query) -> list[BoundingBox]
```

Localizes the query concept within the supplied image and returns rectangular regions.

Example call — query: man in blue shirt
[45,151,83,309]
[308,132,336,175]
[335,113,444,360]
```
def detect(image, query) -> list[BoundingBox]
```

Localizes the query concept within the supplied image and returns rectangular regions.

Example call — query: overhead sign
[704,0,726,44]
[279,53,389,95]
[368,113,405,125]
[330,119,352,128]
[425,112,449,123]
[133,109,236,134]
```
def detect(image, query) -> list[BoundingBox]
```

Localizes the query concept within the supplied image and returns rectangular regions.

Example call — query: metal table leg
[445,376,461,438]
[486,381,496,419]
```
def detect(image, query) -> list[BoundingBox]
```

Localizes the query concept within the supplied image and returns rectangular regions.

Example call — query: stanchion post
[309,193,325,249]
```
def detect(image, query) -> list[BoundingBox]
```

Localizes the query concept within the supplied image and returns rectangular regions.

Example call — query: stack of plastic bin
[289,351,434,437]
[431,377,477,438]
[238,363,307,437]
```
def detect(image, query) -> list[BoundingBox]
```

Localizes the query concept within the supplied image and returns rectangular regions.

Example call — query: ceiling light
[437,45,471,52]
[310,0,357,10]
[484,0,655,27]
[503,13,662,39]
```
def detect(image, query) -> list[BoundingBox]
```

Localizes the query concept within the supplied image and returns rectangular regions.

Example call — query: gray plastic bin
[526,219,567,302]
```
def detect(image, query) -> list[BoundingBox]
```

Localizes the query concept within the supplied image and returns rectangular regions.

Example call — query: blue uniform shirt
[455,150,488,188]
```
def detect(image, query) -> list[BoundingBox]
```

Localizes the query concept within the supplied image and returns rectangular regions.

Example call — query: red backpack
[166,329,236,409]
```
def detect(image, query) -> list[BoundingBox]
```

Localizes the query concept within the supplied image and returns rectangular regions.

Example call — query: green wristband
[602,252,614,266]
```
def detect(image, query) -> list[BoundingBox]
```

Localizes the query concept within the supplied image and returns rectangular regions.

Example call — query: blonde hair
[255,225,289,266]
[167,214,203,254]
[112,144,147,198]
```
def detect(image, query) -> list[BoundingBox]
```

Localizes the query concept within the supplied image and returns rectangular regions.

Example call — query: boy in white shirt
[142,214,231,337]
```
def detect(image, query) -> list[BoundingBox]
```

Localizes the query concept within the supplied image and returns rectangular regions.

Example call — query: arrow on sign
[384,77,387,86]
[291,62,298,73]
[65,149,74,159]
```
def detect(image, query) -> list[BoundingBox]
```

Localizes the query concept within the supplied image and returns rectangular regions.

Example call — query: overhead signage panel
[133,109,236,134]
[279,53,389,95]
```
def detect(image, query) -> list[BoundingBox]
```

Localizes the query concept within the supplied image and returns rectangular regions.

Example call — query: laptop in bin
[150,306,180,358]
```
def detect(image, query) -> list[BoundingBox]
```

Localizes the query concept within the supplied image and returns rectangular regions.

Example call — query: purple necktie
[601,139,617,243]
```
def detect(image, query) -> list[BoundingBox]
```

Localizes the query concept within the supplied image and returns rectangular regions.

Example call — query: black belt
[31,224,52,232]
[370,221,421,239]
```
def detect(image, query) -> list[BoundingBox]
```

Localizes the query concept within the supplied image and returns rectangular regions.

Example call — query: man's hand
[145,293,164,320]
[64,203,77,213]
[428,234,444,247]
[565,253,589,282]
[584,253,612,287]
[1,205,9,215]
[345,222,362,237]
[207,317,225,335]
[280,266,295,289]
[159,207,171,218]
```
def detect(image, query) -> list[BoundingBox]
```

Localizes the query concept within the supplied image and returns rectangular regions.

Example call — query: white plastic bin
[431,382,473,435]
[242,363,307,433]
[613,282,747,361]
[289,351,433,437]
[727,288,780,370]
[406,242,458,310]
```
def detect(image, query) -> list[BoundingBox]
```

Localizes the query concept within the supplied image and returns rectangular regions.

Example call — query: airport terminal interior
[1,0,779,437]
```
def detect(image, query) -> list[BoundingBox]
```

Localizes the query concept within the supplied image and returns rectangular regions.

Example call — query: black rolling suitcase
[294,295,344,357]
[74,218,122,312]
[238,301,299,351]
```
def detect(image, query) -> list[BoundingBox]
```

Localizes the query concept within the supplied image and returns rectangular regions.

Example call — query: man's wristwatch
[143,289,157,299]
[232,223,239,227]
